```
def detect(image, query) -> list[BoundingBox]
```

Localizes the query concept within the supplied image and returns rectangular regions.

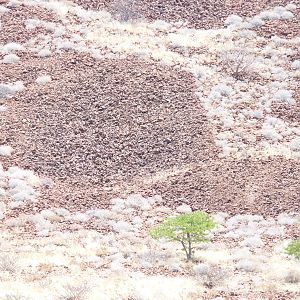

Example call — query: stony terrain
[0,0,299,299]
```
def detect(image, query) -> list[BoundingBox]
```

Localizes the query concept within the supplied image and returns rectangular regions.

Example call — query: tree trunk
[187,233,192,260]
[180,240,190,261]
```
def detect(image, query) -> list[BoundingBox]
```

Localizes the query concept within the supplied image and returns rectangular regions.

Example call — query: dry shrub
[2,295,30,300]
[58,281,89,300]
[196,264,227,289]
[110,0,141,22]
[221,48,256,79]
[0,255,17,273]
[284,270,300,284]
[219,34,257,80]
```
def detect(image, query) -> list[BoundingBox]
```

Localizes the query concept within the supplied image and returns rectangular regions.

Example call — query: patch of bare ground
[271,73,300,124]
[0,4,59,44]
[271,100,300,124]
[1,53,299,217]
[256,5,300,38]
[138,158,300,216]
[269,51,300,124]
[0,53,217,212]
[201,291,300,300]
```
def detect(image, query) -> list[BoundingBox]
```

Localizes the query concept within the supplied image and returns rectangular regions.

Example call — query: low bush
[0,255,17,273]
[58,282,89,300]
[110,0,141,22]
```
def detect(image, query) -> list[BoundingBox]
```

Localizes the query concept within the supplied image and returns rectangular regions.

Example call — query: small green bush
[150,211,216,261]
[286,238,300,260]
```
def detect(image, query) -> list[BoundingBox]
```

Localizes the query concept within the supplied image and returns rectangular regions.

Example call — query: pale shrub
[0,255,17,273]
[0,83,12,98]
[3,295,30,300]
[2,54,20,64]
[242,235,264,248]
[110,0,141,22]
[289,137,300,151]
[220,42,256,79]
[224,15,243,27]
[37,49,52,57]
[54,207,70,217]
[0,6,10,14]
[264,226,285,237]
[58,281,89,300]
[261,126,282,141]
[197,264,227,289]
[25,18,40,30]
[193,263,210,275]
[71,212,90,222]
[176,204,192,214]
[212,84,233,97]
[86,208,110,219]
[248,16,265,28]
[0,145,13,156]
[285,4,297,11]
[11,191,35,202]
[273,90,295,105]
[111,220,133,233]
[9,81,25,93]
[0,188,5,198]
[236,259,258,272]
[284,269,300,284]
[40,209,56,219]
[126,194,152,210]
[291,60,300,69]
[56,40,75,50]
[0,104,8,112]
[277,214,297,225]
[2,42,24,53]
[35,75,52,85]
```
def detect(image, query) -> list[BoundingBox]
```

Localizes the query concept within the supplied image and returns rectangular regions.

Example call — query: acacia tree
[150,211,216,261]
[286,238,300,260]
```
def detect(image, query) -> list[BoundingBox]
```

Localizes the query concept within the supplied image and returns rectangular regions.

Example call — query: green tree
[150,211,216,261]
[286,238,300,260]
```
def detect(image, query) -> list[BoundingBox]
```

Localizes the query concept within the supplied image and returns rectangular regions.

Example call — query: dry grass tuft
[58,281,90,300]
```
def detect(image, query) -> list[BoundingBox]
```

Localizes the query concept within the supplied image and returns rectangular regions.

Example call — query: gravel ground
[255,4,300,38]
[1,52,299,217]
[73,0,299,33]
[0,4,59,44]
[0,2,299,299]
[0,53,217,212]
[0,1,299,216]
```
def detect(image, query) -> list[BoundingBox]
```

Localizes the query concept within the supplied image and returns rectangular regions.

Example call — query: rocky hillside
[0,0,299,299]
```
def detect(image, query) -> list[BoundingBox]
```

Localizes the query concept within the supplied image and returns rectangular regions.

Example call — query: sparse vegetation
[286,238,300,260]
[110,0,141,22]
[58,282,89,300]
[284,270,300,284]
[0,0,299,299]
[201,266,227,289]
[221,48,256,79]
[0,255,17,273]
[2,295,30,300]
[236,259,258,272]
[139,248,172,266]
[150,211,216,261]
[220,36,257,80]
